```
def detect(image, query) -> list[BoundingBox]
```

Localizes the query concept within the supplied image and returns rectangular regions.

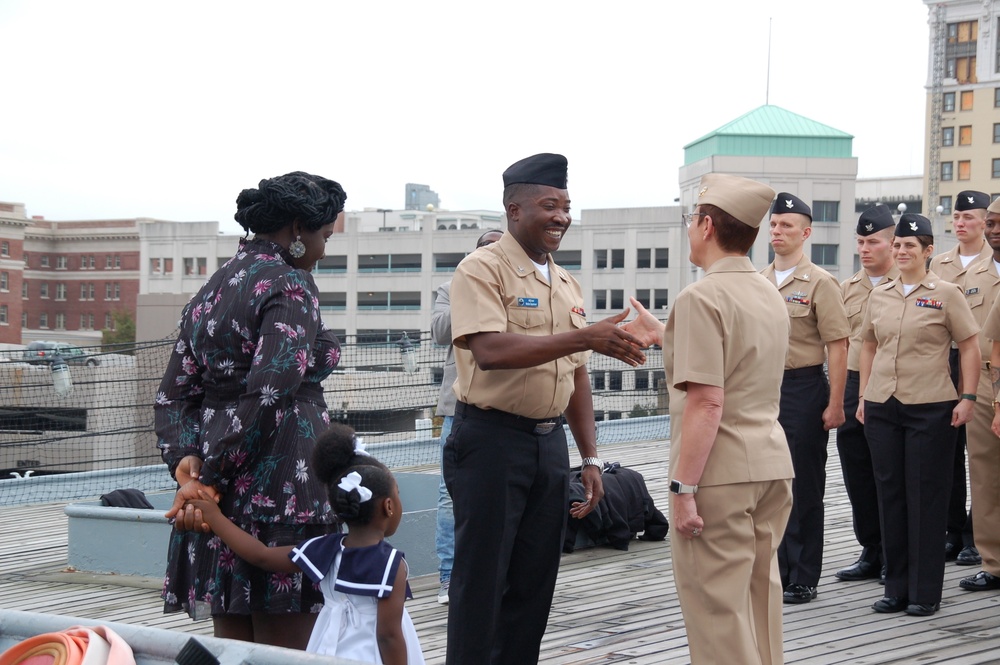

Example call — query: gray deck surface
[4,436,1000,664]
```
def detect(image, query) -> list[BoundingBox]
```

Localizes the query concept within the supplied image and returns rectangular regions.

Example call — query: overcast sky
[0,0,930,235]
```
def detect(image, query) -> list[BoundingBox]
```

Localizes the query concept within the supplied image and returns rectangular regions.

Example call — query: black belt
[847,369,860,379]
[455,401,563,435]
[784,364,824,378]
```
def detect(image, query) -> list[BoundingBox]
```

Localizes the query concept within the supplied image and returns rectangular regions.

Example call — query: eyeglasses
[683,212,706,228]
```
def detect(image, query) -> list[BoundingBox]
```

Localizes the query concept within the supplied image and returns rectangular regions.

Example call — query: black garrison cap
[502,153,568,189]
[857,204,895,236]
[771,192,812,221]
[955,190,990,211]
[895,213,933,237]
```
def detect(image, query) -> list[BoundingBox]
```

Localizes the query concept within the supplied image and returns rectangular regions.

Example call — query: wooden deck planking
[3,435,1000,664]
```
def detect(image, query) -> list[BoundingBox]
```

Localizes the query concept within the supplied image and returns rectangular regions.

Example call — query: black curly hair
[234,171,347,235]
[312,422,394,525]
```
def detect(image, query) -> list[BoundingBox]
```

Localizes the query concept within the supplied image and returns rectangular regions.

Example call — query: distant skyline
[0,0,930,235]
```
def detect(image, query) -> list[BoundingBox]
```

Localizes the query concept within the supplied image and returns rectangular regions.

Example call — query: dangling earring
[289,235,306,259]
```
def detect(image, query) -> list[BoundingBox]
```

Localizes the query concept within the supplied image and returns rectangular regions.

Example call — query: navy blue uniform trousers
[836,370,882,555]
[443,403,570,665]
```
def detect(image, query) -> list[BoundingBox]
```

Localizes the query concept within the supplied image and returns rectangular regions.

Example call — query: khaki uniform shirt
[761,255,850,369]
[961,257,1000,359]
[860,271,979,404]
[842,267,900,372]
[450,232,589,419]
[980,283,1000,341]
[930,239,992,284]
[665,256,794,486]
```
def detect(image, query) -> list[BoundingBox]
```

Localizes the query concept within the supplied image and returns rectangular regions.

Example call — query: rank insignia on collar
[966,287,980,295]
[571,306,586,317]
[915,297,943,310]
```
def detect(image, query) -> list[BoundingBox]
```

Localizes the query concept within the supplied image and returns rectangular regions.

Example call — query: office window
[993,159,1000,178]
[114,255,121,269]
[55,283,66,300]
[40,283,49,298]
[959,160,972,180]
[947,20,978,82]
[995,124,1000,143]
[594,249,607,269]
[960,125,973,145]
[88,255,96,269]
[357,291,390,309]
[106,255,113,269]
[40,255,49,268]
[80,284,88,300]
[811,244,839,266]
[56,256,67,269]
[940,195,953,214]
[635,371,650,391]
[55,313,66,329]
[655,248,669,268]
[995,87,1000,106]
[22,282,27,299]
[609,371,623,391]
[635,289,651,308]
[942,162,954,181]
[610,249,625,269]
[944,92,956,112]
[961,90,974,110]
[80,314,88,329]
[316,255,348,273]
[812,201,840,222]
[594,290,607,310]
[0,241,7,257]
[943,126,955,146]
[319,293,347,310]
[654,289,669,310]
[0,272,6,291]
[105,313,113,330]
[610,289,624,310]
[21,312,27,327]
[592,372,606,390]
[0,304,7,325]
[551,250,581,270]
[636,248,651,269]
[40,313,48,328]
[163,258,173,274]
[150,258,162,274]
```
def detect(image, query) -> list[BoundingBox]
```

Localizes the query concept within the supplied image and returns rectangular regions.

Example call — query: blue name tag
[517,297,539,308]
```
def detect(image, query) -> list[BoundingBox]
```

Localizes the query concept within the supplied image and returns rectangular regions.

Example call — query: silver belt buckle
[533,421,557,435]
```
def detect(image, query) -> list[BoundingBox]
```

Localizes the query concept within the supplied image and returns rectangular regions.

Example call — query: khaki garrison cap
[696,174,775,228]
[988,196,1000,215]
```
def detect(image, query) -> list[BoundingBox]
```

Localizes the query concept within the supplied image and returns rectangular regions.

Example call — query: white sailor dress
[289,533,425,664]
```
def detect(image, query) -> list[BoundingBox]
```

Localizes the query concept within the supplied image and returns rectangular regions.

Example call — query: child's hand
[187,489,221,524]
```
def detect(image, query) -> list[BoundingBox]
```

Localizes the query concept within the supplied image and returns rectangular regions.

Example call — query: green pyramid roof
[683,105,854,164]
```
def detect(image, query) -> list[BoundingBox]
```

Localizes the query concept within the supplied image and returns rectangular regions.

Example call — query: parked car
[21,341,101,366]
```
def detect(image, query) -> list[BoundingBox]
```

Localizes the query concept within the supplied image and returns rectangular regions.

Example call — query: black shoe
[956,546,982,566]
[959,570,1000,591]
[836,559,882,581]
[945,540,960,561]
[905,602,940,616]
[872,596,908,613]
[783,584,817,604]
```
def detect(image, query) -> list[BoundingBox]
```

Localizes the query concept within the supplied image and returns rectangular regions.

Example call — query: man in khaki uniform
[444,153,646,665]
[930,189,991,565]
[762,193,849,604]
[625,173,793,665]
[835,204,899,582]
[959,197,1000,592]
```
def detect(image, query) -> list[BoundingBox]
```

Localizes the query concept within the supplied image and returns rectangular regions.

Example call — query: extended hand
[620,297,665,348]
[570,466,605,519]
[586,310,646,367]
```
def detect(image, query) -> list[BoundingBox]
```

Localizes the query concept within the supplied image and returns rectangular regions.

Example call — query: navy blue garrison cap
[895,213,933,237]
[771,192,812,221]
[502,153,568,189]
[955,190,990,211]
[857,204,895,236]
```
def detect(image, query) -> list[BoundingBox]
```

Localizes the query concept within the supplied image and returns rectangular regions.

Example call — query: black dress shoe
[836,559,881,581]
[783,584,817,604]
[945,540,960,561]
[905,602,940,616]
[956,546,982,566]
[959,570,1000,591]
[872,596,908,613]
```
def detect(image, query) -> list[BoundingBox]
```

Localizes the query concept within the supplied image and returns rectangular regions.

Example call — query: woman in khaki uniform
[858,213,980,617]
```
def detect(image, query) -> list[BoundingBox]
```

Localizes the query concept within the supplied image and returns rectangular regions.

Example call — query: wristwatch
[582,457,604,473]
[670,480,699,494]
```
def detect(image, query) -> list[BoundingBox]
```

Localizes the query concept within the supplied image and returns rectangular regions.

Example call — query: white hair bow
[338,471,372,503]
[353,435,371,457]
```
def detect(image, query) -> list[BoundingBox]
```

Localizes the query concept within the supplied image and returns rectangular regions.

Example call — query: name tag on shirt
[966,287,980,296]
[517,297,539,308]
[916,297,943,310]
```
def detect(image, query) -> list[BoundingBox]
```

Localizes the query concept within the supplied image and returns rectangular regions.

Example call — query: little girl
[189,423,425,665]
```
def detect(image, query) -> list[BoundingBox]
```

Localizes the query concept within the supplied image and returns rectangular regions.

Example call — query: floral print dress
[155,237,341,619]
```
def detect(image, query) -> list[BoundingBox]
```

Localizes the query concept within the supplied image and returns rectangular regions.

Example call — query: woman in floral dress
[154,171,346,648]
